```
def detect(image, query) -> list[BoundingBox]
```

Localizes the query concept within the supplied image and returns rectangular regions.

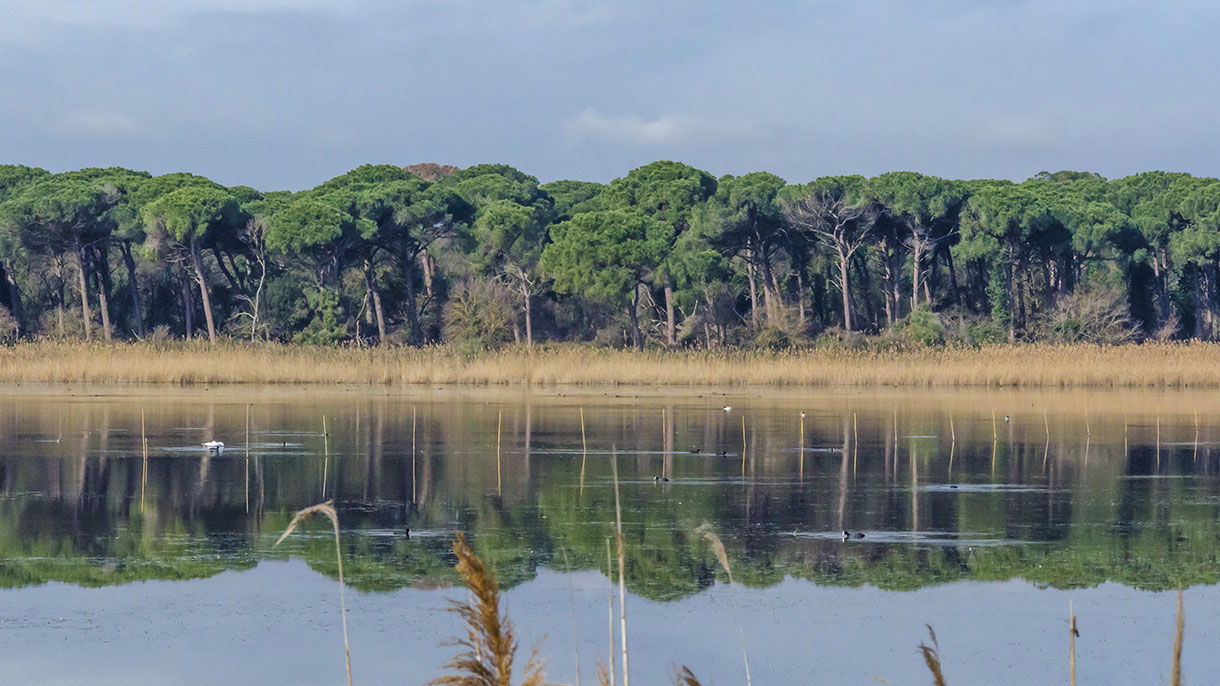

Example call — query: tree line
[0,161,1217,348]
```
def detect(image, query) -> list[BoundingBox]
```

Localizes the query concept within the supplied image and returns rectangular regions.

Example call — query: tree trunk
[629,282,642,350]
[1005,258,1016,343]
[190,241,217,344]
[364,260,387,344]
[519,268,533,347]
[1194,269,1206,340]
[420,252,435,300]
[95,267,112,341]
[664,281,675,347]
[746,257,759,326]
[211,247,241,292]
[400,251,422,345]
[855,258,878,331]
[120,244,144,337]
[76,246,92,341]
[838,248,852,332]
[372,274,387,345]
[945,247,961,308]
[2,260,23,338]
[759,252,778,322]
[182,278,194,339]
[796,270,806,328]
[250,254,266,341]
[94,245,113,341]
[910,240,923,311]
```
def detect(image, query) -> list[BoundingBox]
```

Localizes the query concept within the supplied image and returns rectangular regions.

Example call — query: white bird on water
[203,440,225,451]
[723,406,732,412]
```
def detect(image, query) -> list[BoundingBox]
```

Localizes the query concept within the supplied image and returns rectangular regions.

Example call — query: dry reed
[7,340,1220,387]
[917,625,946,686]
[696,523,752,686]
[432,533,546,686]
[671,666,704,686]
[275,500,352,686]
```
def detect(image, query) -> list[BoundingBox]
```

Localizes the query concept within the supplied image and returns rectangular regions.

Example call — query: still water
[1,385,1219,684]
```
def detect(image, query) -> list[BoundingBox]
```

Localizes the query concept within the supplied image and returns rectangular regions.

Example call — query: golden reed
[4,341,1220,386]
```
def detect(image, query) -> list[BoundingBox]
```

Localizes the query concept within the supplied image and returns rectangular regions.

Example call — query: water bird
[203,440,224,451]
[653,475,670,483]
[405,527,411,539]
[1004,416,1010,422]
[722,406,732,412]
[718,451,728,457]
[950,485,959,489]
[842,530,865,539]
[691,447,701,454]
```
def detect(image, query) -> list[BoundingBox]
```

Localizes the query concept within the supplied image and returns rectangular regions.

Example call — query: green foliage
[752,323,793,351]
[903,305,946,345]
[542,210,672,305]
[292,287,346,345]
[539,179,604,220]
[142,184,245,255]
[4,159,1220,347]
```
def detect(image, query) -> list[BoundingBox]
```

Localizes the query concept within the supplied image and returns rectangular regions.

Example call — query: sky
[1,0,1218,191]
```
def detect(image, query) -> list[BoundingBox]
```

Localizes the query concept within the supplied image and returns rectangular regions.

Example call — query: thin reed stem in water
[1172,587,1184,686]
[321,415,330,499]
[140,408,148,512]
[245,403,250,514]
[411,406,417,503]
[606,538,616,686]
[275,500,352,686]
[560,548,582,686]
[610,449,629,686]
[1069,600,1078,686]
[740,416,746,478]
[579,407,587,495]
[696,523,752,686]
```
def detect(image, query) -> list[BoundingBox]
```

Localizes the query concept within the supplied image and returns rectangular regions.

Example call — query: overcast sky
[2,0,1218,190]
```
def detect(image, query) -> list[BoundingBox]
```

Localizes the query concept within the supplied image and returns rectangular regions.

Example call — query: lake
[1,384,1218,685]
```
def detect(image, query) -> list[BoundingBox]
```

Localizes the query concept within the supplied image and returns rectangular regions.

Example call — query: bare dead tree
[785,186,873,331]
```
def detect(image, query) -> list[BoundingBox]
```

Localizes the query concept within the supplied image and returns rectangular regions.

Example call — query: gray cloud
[1,0,1218,189]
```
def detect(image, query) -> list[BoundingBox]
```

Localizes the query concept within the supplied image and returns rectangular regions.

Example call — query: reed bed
[4,340,1220,387]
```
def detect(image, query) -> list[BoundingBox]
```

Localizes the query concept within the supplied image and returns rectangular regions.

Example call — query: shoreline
[1,341,1219,387]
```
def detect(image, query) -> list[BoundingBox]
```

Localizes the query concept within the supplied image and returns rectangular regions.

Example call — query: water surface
[1,385,1218,684]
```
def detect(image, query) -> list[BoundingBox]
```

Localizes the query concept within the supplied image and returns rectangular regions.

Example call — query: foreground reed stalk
[610,451,629,686]
[917,625,946,686]
[432,533,545,686]
[275,500,352,686]
[697,523,752,686]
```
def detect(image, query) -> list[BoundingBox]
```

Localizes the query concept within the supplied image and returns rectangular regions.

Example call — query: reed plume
[696,522,751,686]
[671,666,704,686]
[917,625,946,686]
[432,532,546,686]
[275,500,352,686]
